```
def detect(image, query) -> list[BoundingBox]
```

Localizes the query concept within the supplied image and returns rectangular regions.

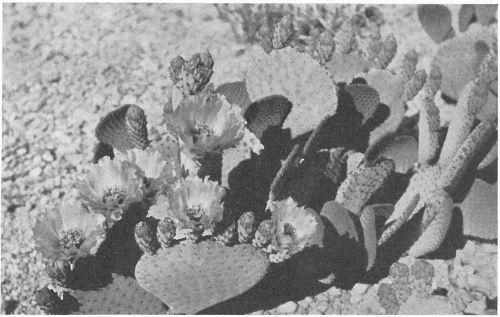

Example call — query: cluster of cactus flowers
[33,5,497,314]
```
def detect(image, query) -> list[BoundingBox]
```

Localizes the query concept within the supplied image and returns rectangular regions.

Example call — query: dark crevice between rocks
[3,300,19,315]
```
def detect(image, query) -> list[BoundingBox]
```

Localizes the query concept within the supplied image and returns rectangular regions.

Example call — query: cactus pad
[326,52,375,83]
[432,25,494,100]
[95,104,149,153]
[458,4,476,32]
[215,81,252,112]
[344,83,380,124]
[70,274,168,314]
[417,5,454,43]
[373,135,418,174]
[362,68,405,146]
[135,241,270,314]
[246,47,337,137]
[460,179,497,240]
[244,95,292,139]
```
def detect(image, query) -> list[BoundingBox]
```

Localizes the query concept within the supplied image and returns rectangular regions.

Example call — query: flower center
[184,205,205,221]
[102,186,126,206]
[192,124,214,143]
[60,229,84,249]
[283,223,296,237]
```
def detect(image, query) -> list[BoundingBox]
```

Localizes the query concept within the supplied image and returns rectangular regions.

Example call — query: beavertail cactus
[238,211,257,243]
[95,104,149,153]
[253,219,274,248]
[215,81,252,112]
[156,217,176,248]
[169,50,214,96]
[69,274,168,314]
[134,217,160,255]
[460,179,497,240]
[379,52,498,257]
[417,4,454,43]
[432,24,495,100]
[135,241,270,314]
[321,157,395,270]
[215,220,237,245]
[246,47,338,137]
[344,83,380,124]
[244,95,292,139]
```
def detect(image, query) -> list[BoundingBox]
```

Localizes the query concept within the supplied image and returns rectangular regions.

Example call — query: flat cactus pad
[135,241,270,314]
[95,104,149,153]
[70,274,168,314]
[246,47,338,138]
[460,179,497,240]
[215,81,252,112]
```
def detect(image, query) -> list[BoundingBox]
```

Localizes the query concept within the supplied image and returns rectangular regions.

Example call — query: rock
[275,301,297,314]
[29,167,42,178]
[411,259,435,284]
[16,147,27,156]
[399,294,455,314]
[315,301,329,313]
[42,151,54,162]
[464,297,487,315]
[351,283,370,296]
[327,287,342,297]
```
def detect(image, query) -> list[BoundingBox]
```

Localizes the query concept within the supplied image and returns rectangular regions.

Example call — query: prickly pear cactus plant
[135,241,269,314]
[379,48,498,258]
[29,4,498,315]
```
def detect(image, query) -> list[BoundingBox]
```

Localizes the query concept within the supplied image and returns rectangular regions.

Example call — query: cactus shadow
[200,216,371,314]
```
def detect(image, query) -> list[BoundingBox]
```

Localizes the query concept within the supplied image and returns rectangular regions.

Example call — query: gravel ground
[2,3,497,314]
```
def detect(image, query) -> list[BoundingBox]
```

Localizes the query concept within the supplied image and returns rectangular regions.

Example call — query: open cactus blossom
[149,176,225,240]
[268,198,325,263]
[77,156,143,226]
[33,200,106,263]
[115,148,178,196]
[167,92,246,157]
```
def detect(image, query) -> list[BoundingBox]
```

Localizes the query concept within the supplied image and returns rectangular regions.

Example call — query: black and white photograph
[1,2,498,314]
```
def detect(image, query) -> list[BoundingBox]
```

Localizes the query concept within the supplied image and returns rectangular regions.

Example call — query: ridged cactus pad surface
[95,104,149,153]
[71,274,168,314]
[135,241,270,314]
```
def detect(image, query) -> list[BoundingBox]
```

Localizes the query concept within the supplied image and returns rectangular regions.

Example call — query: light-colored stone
[327,287,342,297]
[275,301,298,314]
[29,167,42,178]
[42,151,54,162]
[351,283,370,296]
[464,298,487,315]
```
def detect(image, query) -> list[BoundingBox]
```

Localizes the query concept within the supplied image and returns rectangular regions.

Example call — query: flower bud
[238,212,257,243]
[157,217,176,248]
[134,217,160,254]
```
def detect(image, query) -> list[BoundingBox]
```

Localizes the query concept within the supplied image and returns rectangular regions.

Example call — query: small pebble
[16,147,27,155]
[327,287,342,297]
[42,151,54,162]
[464,298,487,315]
[315,301,329,313]
[29,167,42,178]
[351,283,370,296]
[275,301,297,314]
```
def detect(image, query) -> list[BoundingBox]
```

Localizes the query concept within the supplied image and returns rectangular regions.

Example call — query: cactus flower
[77,156,143,226]
[149,176,225,240]
[269,197,324,262]
[116,148,179,197]
[166,92,246,157]
[33,200,106,262]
